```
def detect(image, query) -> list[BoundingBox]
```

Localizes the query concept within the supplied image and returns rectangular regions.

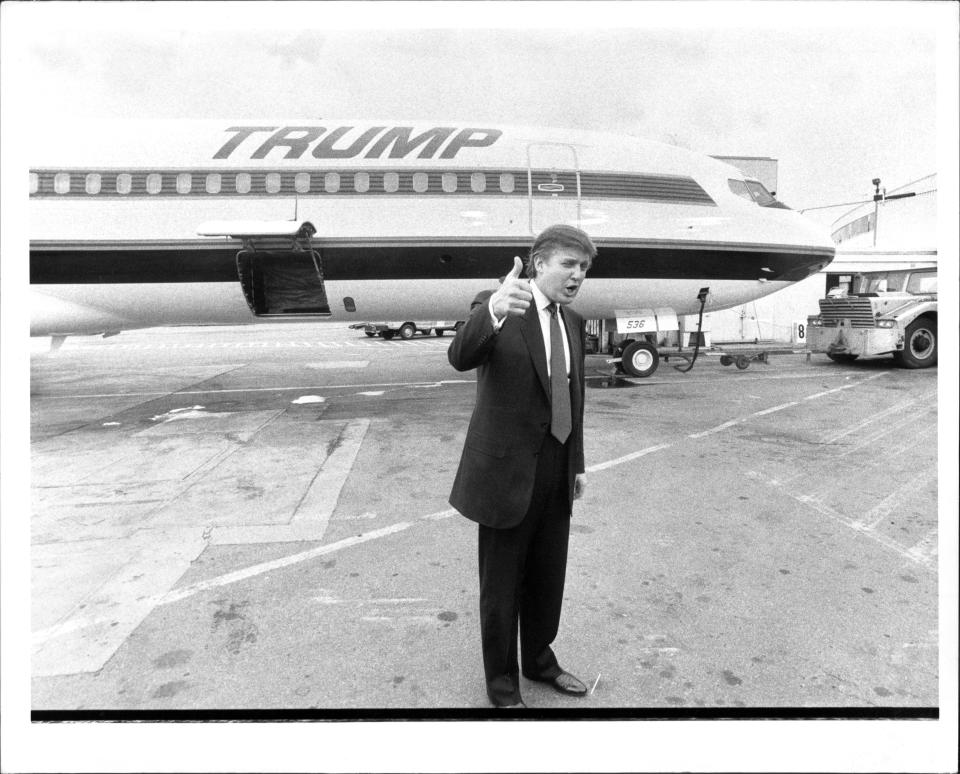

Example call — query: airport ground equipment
[349,320,464,340]
[806,266,937,368]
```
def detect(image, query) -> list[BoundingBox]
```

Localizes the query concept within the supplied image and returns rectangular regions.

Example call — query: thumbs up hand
[490,256,533,320]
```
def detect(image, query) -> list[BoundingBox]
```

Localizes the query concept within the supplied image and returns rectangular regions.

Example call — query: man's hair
[525,224,597,278]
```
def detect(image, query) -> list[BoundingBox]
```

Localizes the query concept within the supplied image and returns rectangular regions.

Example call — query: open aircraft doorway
[527,142,581,233]
[199,220,331,317]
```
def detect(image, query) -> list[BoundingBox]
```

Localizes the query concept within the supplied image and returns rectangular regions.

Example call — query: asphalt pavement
[27,322,940,714]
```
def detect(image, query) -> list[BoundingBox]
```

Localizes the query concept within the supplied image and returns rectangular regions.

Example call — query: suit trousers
[478,433,571,705]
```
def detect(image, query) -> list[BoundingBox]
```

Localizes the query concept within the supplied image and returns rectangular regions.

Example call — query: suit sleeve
[447,290,500,372]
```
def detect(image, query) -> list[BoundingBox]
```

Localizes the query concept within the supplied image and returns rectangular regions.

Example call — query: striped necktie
[548,303,572,443]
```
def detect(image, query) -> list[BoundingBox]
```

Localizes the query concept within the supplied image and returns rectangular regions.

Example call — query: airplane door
[527,143,581,235]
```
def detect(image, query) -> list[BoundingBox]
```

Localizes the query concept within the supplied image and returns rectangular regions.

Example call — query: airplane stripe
[30,243,829,284]
[29,168,715,205]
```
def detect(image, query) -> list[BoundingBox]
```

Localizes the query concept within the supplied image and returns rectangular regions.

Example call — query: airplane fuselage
[29,121,835,335]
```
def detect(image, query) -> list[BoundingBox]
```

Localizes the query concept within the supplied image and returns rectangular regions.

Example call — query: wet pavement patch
[151,680,189,699]
[722,670,743,686]
[152,649,193,669]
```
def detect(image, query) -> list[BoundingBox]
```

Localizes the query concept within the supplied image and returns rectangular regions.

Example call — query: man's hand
[490,256,533,320]
[574,474,587,500]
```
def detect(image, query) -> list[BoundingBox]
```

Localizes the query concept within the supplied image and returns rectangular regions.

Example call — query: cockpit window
[744,180,778,206]
[728,178,789,209]
[728,179,752,201]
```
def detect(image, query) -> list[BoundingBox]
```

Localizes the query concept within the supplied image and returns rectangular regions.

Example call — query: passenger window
[176,173,192,194]
[30,172,39,194]
[354,172,370,193]
[295,173,311,194]
[146,173,162,194]
[236,173,251,194]
[54,173,71,194]
[85,173,101,195]
[412,172,428,193]
[384,172,400,193]
[442,173,457,193]
[265,172,281,193]
[205,173,221,194]
[500,173,515,193]
[324,172,340,193]
[117,173,132,194]
[471,172,486,193]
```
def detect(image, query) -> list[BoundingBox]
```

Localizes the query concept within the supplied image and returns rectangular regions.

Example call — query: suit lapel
[518,301,550,400]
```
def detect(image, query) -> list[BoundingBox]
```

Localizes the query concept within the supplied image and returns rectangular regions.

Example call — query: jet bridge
[197,220,331,317]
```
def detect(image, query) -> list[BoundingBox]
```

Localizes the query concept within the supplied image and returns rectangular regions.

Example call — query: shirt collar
[530,279,552,313]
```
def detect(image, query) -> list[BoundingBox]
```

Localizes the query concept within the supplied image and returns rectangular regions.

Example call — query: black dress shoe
[529,669,587,697]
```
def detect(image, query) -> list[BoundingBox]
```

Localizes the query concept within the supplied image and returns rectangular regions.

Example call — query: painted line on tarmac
[746,470,936,573]
[587,444,673,473]
[158,522,413,606]
[37,379,477,400]
[689,374,888,439]
[160,509,458,604]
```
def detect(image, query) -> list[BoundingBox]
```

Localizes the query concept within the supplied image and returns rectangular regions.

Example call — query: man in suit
[448,224,596,708]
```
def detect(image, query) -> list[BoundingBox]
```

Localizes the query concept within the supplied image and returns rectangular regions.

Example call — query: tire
[720,355,733,367]
[434,329,445,337]
[620,340,659,377]
[894,317,937,369]
[399,323,416,340]
[827,352,858,363]
[364,331,376,338]
[381,331,395,340]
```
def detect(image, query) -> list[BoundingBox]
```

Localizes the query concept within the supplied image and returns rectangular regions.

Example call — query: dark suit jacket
[448,289,586,529]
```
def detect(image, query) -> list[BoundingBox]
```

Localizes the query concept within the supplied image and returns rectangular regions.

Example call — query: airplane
[29,120,835,370]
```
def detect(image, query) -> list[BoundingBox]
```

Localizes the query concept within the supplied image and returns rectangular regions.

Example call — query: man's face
[533,247,591,306]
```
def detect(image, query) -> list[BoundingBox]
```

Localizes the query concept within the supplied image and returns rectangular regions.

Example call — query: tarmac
[25,321,940,715]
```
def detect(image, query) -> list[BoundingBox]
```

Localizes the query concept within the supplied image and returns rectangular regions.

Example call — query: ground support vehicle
[606,343,812,376]
[349,320,464,340]
[806,267,937,368]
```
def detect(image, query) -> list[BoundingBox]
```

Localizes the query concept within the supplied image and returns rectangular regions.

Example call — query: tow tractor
[602,287,810,376]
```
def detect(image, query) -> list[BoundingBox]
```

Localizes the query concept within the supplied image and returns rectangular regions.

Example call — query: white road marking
[160,522,413,606]
[802,371,889,400]
[38,379,476,400]
[305,361,370,369]
[587,444,673,473]
[818,395,921,445]
[211,419,371,545]
[747,470,936,572]
[907,529,939,565]
[859,468,938,529]
[32,528,208,676]
[689,375,887,439]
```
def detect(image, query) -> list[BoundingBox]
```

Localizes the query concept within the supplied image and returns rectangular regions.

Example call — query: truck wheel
[399,323,416,340]
[734,355,750,370]
[381,331,395,340]
[827,353,858,363]
[621,340,659,377]
[894,317,937,368]
[434,329,445,337]
[364,331,376,337]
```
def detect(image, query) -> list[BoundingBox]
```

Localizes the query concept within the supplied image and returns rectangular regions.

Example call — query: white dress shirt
[489,280,570,378]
